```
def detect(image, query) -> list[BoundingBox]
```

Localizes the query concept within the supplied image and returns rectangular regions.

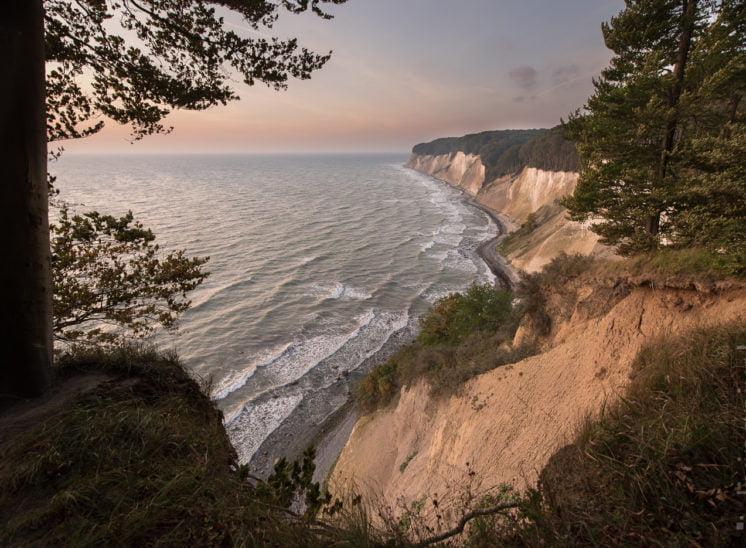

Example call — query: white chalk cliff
[404,151,610,272]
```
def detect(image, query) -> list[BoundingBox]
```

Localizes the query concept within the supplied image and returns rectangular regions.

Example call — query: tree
[1,0,346,398]
[51,206,209,349]
[562,0,745,256]
[2,1,52,399]
[667,1,746,271]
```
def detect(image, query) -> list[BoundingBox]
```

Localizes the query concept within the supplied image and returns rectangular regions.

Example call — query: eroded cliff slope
[329,276,746,513]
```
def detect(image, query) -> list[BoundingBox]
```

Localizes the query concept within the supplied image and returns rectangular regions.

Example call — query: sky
[62,0,624,155]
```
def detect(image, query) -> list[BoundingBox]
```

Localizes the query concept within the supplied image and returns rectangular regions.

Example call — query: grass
[474,322,746,546]
[496,203,564,257]
[0,347,317,546]
[356,337,535,413]
[598,246,746,281]
[399,451,418,474]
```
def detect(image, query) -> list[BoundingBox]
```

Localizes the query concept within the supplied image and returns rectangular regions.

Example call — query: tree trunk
[652,0,699,237]
[724,92,741,139]
[0,0,53,398]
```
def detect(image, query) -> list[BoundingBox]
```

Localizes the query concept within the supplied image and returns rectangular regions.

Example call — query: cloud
[551,64,580,85]
[508,66,538,90]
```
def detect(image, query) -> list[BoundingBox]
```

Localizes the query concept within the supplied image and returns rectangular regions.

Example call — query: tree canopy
[45,0,347,141]
[563,0,745,264]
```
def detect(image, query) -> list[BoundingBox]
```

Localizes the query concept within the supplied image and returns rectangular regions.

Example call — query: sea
[52,153,498,467]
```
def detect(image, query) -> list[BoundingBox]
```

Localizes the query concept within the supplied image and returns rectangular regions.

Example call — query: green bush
[356,358,399,413]
[358,284,527,411]
[417,284,514,346]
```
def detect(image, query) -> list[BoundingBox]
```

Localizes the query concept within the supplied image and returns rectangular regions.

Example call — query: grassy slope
[3,258,743,546]
[472,322,746,546]
[0,349,314,546]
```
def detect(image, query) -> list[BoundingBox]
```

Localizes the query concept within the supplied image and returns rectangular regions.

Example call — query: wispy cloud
[509,66,538,90]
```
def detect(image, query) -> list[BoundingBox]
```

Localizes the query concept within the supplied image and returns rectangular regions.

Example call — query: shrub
[358,284,526,411]
[515,253,593,336]
[417,284,514,347]
[356,358,399,413]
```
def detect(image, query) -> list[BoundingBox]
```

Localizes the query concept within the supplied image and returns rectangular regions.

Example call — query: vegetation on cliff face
[357,283,532,412]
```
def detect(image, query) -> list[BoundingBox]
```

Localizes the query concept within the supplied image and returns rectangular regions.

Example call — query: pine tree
[668,1,746,271]
[565,0,744,254]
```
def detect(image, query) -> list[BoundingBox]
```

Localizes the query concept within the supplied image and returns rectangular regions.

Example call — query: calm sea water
[53,153,496,463]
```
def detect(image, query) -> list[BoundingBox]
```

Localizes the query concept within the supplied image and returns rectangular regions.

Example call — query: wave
[225,393,304,465]
[210,341,294,401]
[223,309,410,462]
[216,309,377,403]
[307,281,372,301]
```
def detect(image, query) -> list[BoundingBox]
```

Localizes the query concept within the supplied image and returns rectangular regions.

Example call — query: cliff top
[412,125,579,180]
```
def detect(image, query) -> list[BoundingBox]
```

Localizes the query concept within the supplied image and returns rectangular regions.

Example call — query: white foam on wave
[211,341,294,401]
[262,309,377,386]
[320,309,410,377]
[294,255,317,267]
[421,286,462,304]
[445,251,479,274]
[307,281,371,301]
[188,276,253,311]
[420,239,435,252]
[226,393,304,465]
[224,308,410,461]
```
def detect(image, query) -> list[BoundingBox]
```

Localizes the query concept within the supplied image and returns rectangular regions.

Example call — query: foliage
[496,210,540,256]
[44,0,347,141]
[604,246,746,280]
[411,129,543,157]
[358,284,528,412]
[416,293,466,347]
[411,126,579,182]
[399,451,418,474]
[481,322,746,546]
[492,125,579,178]
[255,445,337,521]
[669,126,746,274]
[51,205,209,348]
[563,0,745,262]
[356,357,400,413]
[417,284,514,347]
[514,253,594,337]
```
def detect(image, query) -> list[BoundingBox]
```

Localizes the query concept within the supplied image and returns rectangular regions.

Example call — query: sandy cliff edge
[329,280,746,516]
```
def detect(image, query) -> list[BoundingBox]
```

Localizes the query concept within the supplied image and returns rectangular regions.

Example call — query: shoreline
[408,166,521,290]
[248,167,520,483]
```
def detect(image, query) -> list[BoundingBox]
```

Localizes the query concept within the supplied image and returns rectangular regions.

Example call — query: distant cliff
[405,127,610,271]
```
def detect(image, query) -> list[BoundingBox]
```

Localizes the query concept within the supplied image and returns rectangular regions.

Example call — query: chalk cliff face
[405,150,607,272]
[405,152,485,196]
[477,167,576,223]
[330,280,746,518]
